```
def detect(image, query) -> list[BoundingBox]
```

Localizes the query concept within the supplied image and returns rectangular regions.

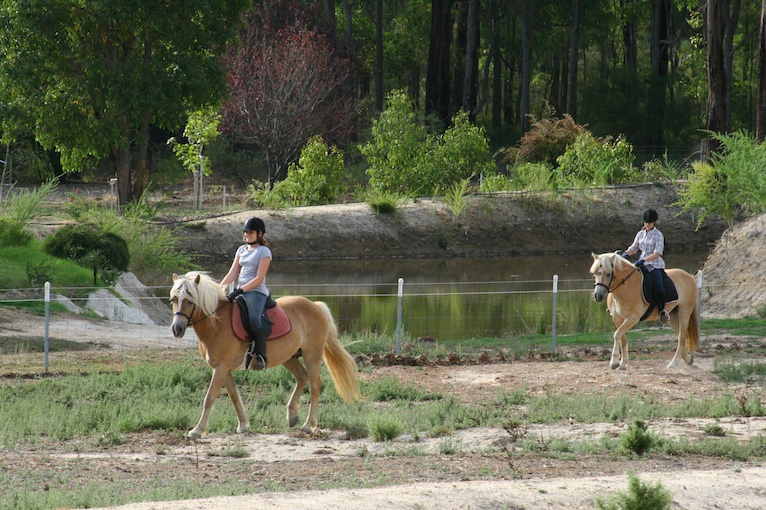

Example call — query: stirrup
[659,310,670,323]
[248,353,267,370]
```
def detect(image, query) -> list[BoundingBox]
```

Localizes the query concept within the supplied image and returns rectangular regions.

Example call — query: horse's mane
[590,251,632,274]
[170,271,227,318]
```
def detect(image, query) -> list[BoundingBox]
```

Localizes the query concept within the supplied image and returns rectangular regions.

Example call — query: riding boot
[658,295,669,323]
[248,328,268,370]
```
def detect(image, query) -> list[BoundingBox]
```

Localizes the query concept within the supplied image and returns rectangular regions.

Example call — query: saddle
[638,268,678,321]
[231,295,292,342]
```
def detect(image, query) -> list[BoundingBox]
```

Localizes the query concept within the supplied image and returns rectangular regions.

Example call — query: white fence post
[396,278,404,355]
[551,275,558,354]
[44,282,50,372]
[697,270,703,321]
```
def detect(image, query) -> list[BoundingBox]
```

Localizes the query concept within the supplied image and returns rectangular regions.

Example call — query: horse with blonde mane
[170,271,362,439]
[590,252,699,370]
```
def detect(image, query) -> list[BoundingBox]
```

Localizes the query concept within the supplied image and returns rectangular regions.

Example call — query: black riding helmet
[243,217,266,234]
[642,208,658,224]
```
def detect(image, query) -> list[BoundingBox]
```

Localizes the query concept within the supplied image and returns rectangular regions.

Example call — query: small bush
[0,217,32,247]
[556,133,636,186]
[43,225,129,284]
[501,114,587,166]
[368,414,403,442]
[278,136,346,206]
[619,420,654,456]
[596,470,673,510]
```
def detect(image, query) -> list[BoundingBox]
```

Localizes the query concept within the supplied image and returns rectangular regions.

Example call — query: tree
[220,1,357,184]
[425,0,452,125]
[168,107,221,211]
[0,0,248,206]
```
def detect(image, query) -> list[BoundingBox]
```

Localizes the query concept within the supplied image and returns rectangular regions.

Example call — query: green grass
[0,243,104,293]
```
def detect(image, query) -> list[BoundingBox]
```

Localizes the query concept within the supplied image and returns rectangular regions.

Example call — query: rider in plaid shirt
[623,209,669,323]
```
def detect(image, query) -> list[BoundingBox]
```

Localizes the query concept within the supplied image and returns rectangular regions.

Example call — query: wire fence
[3,270,766,372]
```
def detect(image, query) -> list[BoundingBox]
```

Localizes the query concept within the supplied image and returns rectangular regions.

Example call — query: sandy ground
[2,307,765,509]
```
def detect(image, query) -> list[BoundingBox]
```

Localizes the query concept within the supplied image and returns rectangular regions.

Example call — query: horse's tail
[687,300,700,353]
[315,301,363,403]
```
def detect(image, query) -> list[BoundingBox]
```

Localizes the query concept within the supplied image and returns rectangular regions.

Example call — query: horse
[590,252,700,370]
[169,271,362,439]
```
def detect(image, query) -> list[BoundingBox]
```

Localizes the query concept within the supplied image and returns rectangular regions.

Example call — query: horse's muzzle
[171,320,186,338]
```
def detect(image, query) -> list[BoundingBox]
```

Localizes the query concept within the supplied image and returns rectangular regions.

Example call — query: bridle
[172,301,198,329]
[594,259,638,294]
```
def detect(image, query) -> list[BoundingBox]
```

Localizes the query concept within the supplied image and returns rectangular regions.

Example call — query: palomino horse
[170,271,362,439]
[590,252,699,370]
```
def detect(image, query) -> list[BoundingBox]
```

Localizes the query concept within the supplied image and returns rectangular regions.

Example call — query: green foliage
[167,106,221,176]
[0,179,56,247]
[62,193,195,276]
[596,471,673,510]
[514,162,558,190]
[43,224,129,285]
[444,177,470,222]
[502,114,587,166]
[0,243,98,292]
[676,131,766,228]
[360,90,493,197]
[555,133,636,186]
[274,136,346,205]
[368,414,403,441]
[366,191,405,214]
[619,420,654,456]
[24,257,55,290]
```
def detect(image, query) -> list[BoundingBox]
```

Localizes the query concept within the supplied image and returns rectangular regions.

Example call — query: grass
[0,319,764,508]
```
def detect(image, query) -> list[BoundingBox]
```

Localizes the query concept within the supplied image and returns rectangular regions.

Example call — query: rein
[173,301,229,329]
[595,265,638,294]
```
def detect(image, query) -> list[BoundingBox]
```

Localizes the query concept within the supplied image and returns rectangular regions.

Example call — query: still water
[202,252,709,342]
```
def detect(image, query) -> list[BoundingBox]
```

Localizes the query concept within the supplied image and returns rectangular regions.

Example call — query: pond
[201,252,709,342]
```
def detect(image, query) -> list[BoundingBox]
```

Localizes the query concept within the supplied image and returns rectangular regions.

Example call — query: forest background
[1,1,766,233]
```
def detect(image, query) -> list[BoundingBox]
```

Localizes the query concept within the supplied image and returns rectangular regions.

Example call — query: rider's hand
[227,288,244,302]
[634,259,645,268]
[620,251,631,259]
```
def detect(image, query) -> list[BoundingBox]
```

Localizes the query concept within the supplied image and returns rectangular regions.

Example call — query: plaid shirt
[628,227,665,270]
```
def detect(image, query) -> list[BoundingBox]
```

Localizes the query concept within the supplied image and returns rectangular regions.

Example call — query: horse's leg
[609,316,623,369]
[189,366,228,440]
[668,311,692,369]
[300,357,323,434]
[281,357,308,428]
[222,371,250,434]
[612,320,635,370]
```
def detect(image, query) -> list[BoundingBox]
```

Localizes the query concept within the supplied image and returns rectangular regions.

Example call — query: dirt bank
[169,184,728,265]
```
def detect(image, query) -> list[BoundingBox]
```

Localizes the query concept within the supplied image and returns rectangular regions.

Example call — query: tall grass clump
[0,179,57,247]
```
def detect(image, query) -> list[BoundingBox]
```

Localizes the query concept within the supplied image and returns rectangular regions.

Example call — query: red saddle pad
[231,304,292,342]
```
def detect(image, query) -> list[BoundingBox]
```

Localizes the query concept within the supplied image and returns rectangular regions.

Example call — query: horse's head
[169,271,226,337]
[590,252,632,303]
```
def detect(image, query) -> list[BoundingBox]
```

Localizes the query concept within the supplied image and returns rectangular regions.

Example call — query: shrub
[43,225,129,285]
[676,131,766,228]
[0,179,57,247]
[501,114,587,166]
[275,136,346,206]
[619,420,654,456]
[0,217,32,247]
[556,133,636,186]
[596,471,673,510]
[431,110,495,192]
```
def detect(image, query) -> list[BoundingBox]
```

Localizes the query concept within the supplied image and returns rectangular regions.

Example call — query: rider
[220,217,272,370]
[622,208,669,323]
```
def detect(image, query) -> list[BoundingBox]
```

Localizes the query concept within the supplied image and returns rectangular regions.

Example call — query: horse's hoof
[236,425,249,434]
[188,430,203,440]
[610,361,620,370]
[288,414,299,428]
[617,364,627,371]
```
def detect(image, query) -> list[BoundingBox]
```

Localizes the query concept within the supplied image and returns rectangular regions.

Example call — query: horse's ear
[194,274,201,284]
[592,252,598,260]
[173,273,179,281]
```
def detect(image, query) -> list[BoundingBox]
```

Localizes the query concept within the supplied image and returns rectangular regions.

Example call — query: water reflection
[243,253,708,341]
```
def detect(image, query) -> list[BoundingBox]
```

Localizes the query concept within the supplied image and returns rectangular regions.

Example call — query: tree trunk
[490,0,502,130]
[451,2,467,118]
[111,145,132,206]
[132,108,151,201]
[757,0,766,141]
[622,0,637,69]
[705,0,728,153]
[462,0,479,120]
[722,0,742,133]
[566,0,580,120]
[426,0,452,124]
[647,0,669,151]
[519,0,533,134]
[375,0,383,113]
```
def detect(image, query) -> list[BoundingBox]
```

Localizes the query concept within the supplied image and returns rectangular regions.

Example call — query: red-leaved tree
[220,1,357,184]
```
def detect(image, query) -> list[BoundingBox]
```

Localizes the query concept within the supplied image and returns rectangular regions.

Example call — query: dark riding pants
[649,268,666,310]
